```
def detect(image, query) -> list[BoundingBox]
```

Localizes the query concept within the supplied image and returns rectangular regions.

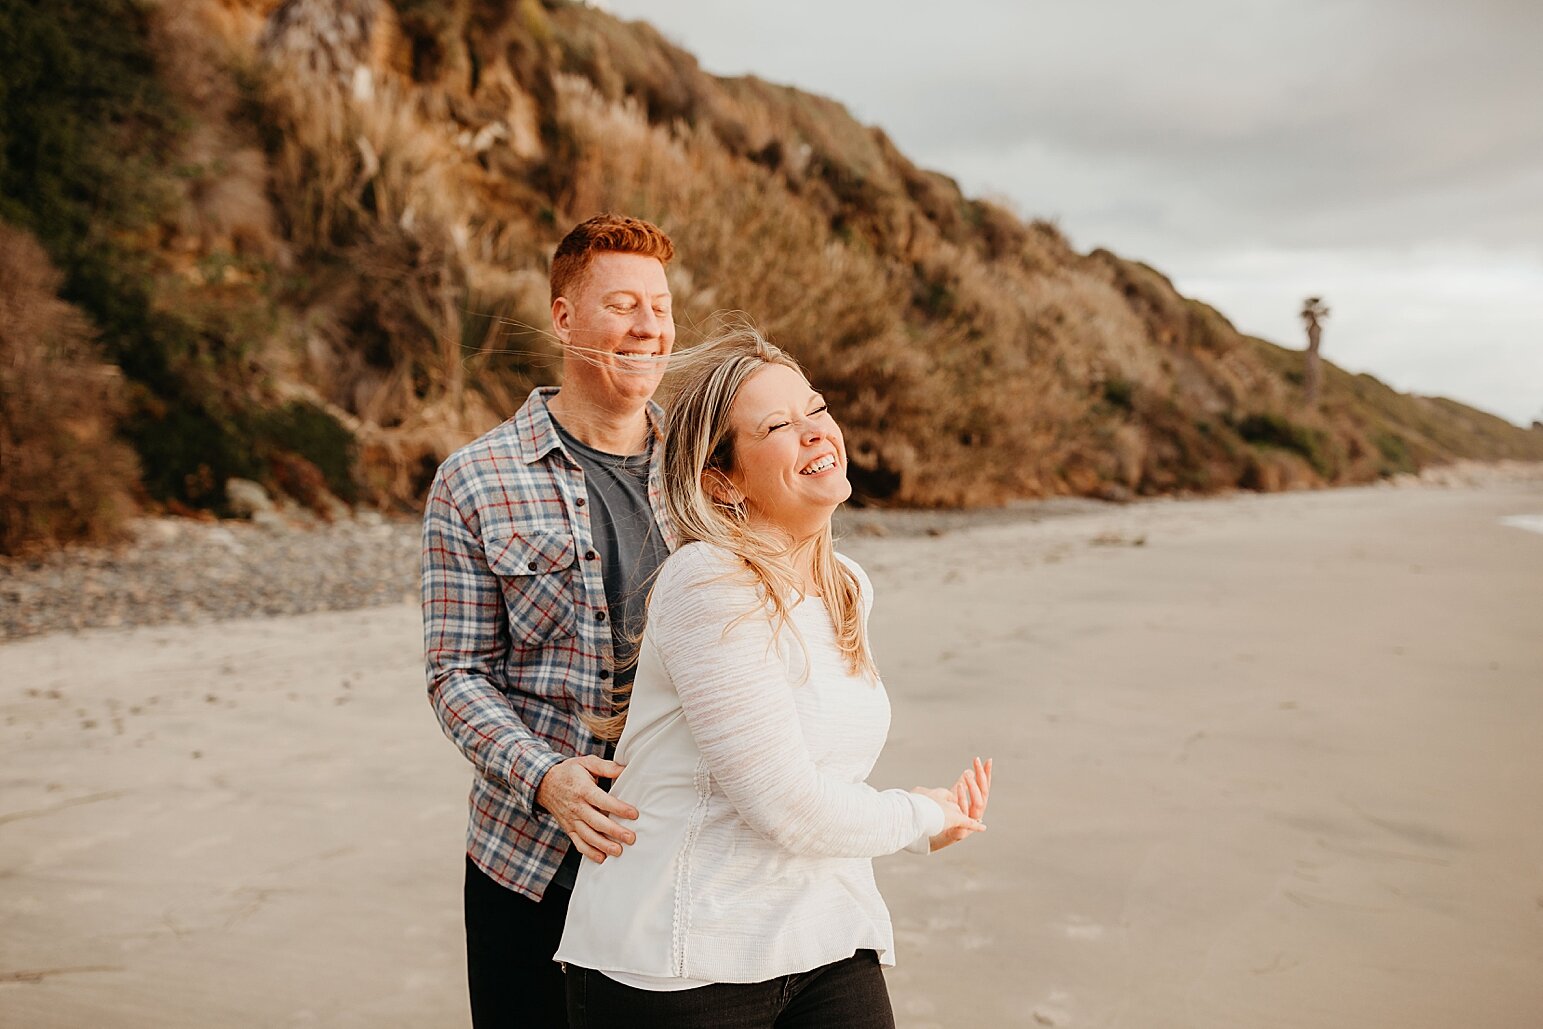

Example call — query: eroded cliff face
[3,0,1538,551]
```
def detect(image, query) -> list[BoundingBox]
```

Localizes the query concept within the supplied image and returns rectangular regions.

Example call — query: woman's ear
[702,468,744,507]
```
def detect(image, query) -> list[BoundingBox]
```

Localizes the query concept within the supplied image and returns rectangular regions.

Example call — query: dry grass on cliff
[549,74,1104,503]
[71,0,1540,525]
[0,225,140,555]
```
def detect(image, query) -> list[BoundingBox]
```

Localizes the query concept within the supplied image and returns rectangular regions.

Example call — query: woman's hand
[913,756,991,852]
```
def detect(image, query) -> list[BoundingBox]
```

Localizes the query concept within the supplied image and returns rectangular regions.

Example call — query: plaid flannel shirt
[422,387,679,900]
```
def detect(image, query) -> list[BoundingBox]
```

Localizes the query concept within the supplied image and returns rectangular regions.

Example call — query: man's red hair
[550,213,675,303]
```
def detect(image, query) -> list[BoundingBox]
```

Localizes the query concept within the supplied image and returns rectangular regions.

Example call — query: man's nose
[632,306,662,337]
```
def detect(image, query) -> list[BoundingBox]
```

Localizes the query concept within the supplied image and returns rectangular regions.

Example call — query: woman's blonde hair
[587,323,876,740]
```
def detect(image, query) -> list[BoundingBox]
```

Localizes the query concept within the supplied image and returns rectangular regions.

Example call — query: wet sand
[3,477,1541,1027]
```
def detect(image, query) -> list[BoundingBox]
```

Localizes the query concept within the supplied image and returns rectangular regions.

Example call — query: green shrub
[0,0,193,395]
[124,398,359,511]
[1102,377,1135,412]
[0,0,213,509]
[0,1,301,516]
[1234,412,1340,479]
[123,399,257,511]
[253,401,358,503]
[1372,431,1417,477]
[0,0,180,251]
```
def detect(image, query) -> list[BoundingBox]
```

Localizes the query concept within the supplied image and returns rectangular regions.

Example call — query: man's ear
[551,296,573,344]
[702,469,744,506]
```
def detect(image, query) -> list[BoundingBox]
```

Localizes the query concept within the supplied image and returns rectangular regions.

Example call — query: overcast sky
[597,0,1543,425]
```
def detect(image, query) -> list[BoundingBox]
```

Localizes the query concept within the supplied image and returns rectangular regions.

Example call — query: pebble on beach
[2,459,1537,644]
[0,512,420,642]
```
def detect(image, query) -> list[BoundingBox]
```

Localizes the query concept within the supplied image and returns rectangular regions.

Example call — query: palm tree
[1300,297,1330,406]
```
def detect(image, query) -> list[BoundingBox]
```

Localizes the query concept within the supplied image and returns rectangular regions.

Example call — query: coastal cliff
[3,0,1539,553]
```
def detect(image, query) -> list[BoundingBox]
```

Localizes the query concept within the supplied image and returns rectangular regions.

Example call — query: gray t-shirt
[549,418,669,889]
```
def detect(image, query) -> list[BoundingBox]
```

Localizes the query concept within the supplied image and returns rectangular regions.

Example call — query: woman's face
[721,363,851,538]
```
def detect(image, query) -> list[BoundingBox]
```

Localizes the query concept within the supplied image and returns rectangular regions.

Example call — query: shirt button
[575,497,586,507]
[595,610,607,622]
[585,550,597,561]
[527,560,538,571]
[598,669,611,680]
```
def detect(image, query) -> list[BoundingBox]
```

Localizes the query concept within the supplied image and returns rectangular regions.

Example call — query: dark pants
[566,950,896,1029]
[465,855,571,1029]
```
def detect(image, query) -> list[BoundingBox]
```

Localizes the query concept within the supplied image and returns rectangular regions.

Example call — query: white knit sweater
[553,542,943,984]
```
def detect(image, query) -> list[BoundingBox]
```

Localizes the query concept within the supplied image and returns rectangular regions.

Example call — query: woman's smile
[799,453,839,475]
[724,364,852,537]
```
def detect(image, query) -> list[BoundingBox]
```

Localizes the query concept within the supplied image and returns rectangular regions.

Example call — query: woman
[554,328,992,1028]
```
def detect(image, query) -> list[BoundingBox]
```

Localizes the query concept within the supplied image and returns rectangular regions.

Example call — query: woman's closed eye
[763,404,830,435]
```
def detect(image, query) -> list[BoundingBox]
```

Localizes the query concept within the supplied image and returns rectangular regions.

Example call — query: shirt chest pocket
[484,530,580,646]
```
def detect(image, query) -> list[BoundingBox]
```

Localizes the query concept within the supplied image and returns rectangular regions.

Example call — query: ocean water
[1499,514,1543,536]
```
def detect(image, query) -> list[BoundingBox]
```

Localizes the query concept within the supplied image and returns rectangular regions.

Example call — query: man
[422,214,679,1027]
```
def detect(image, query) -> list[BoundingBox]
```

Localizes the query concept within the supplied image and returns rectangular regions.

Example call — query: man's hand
[535,755,639,863]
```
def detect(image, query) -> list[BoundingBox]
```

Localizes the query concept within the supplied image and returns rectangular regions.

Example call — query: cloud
[601,0,1543,423]
[1179,247,1543,426]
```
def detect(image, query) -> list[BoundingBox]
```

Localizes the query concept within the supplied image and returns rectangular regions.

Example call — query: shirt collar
[512,387,665,466]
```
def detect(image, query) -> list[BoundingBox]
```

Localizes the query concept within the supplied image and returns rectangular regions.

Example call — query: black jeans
[464,855,571,1029]
[566,950,896,1029]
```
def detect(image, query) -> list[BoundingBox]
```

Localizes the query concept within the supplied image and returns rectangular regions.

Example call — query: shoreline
[4,460,1540,645]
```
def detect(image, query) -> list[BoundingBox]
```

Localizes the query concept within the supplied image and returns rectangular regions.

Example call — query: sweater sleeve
[649,545,944,858]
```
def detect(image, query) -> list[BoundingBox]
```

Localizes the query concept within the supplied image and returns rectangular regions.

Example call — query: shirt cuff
[507,742,565,816]
[904,793,947,854]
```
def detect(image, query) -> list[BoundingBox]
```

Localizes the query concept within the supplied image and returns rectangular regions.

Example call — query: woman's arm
[649,547,945,858]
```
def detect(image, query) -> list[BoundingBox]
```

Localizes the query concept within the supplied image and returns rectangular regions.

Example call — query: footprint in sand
[1032,990,1075,1025]
[1499,514,1543,535]
[1062,915,1105,941]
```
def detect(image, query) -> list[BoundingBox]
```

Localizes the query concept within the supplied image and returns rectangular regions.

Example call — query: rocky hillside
[3,0,1540,554]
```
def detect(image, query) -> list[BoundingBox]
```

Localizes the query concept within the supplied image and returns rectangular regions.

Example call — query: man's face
[552,252,675,408]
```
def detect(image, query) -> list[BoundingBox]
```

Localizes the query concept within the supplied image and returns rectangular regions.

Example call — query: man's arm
[421,465,638,858]
[421,466,564,816]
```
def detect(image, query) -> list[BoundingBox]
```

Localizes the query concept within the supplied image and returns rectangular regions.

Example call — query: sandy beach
[3,476,1542,1028]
